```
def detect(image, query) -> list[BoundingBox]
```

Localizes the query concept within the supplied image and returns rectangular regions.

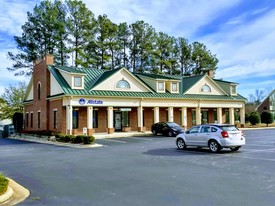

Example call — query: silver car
[176,124,245,153]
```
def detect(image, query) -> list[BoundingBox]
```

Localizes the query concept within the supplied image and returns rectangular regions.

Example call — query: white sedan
[176,124,245,153]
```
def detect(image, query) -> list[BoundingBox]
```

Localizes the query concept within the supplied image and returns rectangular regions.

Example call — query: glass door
[114,111,122,131]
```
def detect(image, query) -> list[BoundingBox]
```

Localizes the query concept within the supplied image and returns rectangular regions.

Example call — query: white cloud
[83,0,241,37]
[0,0,36,36]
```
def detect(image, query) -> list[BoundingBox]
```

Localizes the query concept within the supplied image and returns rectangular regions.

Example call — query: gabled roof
[181,75,204,93]
[47,65,246,101]
[91,69,120,89]
[56,66,86,75]
[256,89,275,110]
[135,73,180,80]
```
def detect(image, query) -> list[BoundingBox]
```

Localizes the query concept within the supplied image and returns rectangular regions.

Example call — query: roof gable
[184,75,228,95]
[91,68,153,92]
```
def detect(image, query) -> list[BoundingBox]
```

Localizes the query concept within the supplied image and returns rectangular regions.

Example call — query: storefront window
[225,109,229,123]
[213,110,217,123]
[192,110,196,125]
[122,111,130,127]
[73,110,79,129]
[201,111,208,124]
[93,110,98,128]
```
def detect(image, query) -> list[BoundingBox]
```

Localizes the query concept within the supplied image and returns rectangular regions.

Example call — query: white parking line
[100,139,127,144]
[131,137,153,141]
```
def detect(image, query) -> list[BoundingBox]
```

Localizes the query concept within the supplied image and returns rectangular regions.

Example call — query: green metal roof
[56,66,86,74]
[47,65,246,101]
[91,68,121,89]
[181,75,204,93]
[135,73,180,80]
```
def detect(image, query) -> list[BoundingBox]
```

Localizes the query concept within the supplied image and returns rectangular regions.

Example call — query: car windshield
[166,122,180,128]
[219,125,238,131]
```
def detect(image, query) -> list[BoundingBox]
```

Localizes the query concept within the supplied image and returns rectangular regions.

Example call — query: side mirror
[185,131,189,134]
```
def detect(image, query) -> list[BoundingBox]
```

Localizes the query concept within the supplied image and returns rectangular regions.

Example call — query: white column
[107,107,113,129]
[196,107,201,125]
[217,108,222,124]
[168,107,174,122]
[240,107,245,126]
[181,107,187,129]
[154,107,159,123]
[229,108,235,125]
[66,105,72,135]
[138,106,143,132]
[87,107,93,129]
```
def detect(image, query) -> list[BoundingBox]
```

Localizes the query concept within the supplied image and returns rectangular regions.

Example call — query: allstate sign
[78,98,86,105]
[78,98,103,105]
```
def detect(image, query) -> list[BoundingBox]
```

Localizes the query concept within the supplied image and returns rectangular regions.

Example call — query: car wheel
[177,139,186,150]
[230,146,241,151]
[208,140,221,153]
[168,131,173,137]
[152,130,157,135]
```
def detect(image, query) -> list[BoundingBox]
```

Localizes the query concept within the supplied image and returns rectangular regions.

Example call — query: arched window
[201,84,211,92]
[116,79,130,89]
[37,82,41,100]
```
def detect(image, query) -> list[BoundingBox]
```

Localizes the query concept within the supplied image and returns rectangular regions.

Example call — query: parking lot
[0,128,275,206]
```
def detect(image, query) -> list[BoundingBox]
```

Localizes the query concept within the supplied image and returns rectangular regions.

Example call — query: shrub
[83,135,95,144]
[55,134,95,144]
[72,135,83,144]
[0,174,8,196]
[261,111,274,126]
[249,112,260,125]
[55,134,74,143]
[245,113,250,123]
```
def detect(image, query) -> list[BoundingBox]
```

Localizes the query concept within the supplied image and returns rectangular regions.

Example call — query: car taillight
[241,130,244,136]
[221,130,229,138]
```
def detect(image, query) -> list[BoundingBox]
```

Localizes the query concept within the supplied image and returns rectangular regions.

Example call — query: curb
[0,178,30,206]
[0,186,13,205]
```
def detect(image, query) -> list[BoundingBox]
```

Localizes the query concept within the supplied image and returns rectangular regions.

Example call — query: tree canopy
[0,82,26,120]
[7,0,219,76]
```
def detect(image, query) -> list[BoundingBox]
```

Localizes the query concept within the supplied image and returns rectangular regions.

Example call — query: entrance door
[114,112,122,131]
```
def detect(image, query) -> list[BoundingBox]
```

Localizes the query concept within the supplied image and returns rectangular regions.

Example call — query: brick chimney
[44,54,54,65]
[207,69,214,78]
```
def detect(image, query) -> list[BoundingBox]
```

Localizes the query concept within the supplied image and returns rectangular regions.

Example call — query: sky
[1,0,275,100]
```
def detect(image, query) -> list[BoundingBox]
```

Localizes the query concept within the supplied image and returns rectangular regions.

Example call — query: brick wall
[173,108,181,125]
[48,99,64,133]
[159,108,167,122]
[144,108,153,131]
[130,108,138,131]
[257,97,270,114]
[94,107,107,133]
[24,55,53,132]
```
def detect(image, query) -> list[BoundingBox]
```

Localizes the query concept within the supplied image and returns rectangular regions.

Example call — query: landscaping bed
[0,174,8,196]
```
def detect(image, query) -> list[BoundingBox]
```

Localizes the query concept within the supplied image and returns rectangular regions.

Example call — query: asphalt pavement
[0,128,275,206]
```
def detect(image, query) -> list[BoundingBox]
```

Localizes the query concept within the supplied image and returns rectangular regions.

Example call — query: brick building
[23,55,246,135]
[256,90,275,117]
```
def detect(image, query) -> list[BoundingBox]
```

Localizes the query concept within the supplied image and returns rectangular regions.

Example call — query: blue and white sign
[78,98,86,105]
[78,98,103,105]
